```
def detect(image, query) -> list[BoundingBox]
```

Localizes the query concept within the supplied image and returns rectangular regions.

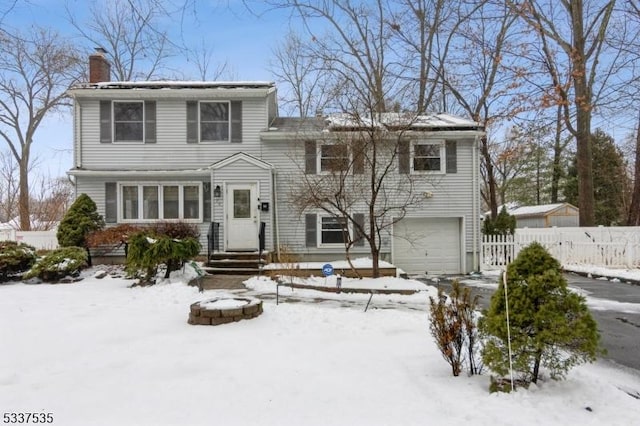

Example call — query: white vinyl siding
[77,98,266,169]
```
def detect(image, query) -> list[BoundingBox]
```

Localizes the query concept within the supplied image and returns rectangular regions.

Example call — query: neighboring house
[508,203,579,228]
[66,50,484,275]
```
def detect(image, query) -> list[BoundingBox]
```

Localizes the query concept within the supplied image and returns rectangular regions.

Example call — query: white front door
[226,183,259,250]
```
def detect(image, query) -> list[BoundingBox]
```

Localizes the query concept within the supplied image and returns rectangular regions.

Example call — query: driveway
[422,272,640,372]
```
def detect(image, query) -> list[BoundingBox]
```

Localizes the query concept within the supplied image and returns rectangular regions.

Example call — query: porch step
[206,251,269,275]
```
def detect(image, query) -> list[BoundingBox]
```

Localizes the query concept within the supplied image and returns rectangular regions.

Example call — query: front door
[226,183,258,250]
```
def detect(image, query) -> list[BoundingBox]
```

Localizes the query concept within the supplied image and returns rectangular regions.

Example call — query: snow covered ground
[1,266,640,426]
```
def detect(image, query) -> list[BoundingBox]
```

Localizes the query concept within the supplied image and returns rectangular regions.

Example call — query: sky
[2,0,637,182]
[2,0,294,179]
[2,262,640,425]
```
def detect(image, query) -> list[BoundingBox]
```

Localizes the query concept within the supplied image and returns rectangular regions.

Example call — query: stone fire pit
[188,296,263,326]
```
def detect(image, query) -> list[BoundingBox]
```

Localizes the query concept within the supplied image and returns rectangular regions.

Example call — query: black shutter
[231,101,242,143]
[305,141,317,174]
[446,140,457,173]
[399,140,410,174]
[305,213,317,247]
[105,182,117,223]
[353,213,365,246]
[186,101,198,143]
[353,143,364,175]
[203,182,211,222]
[100,101,112,143]
[144,101,156,143]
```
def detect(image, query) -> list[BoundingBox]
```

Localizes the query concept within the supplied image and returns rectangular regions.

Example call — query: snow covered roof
[267,113,482,136]
[72,80,276,90]
[509,203,578,217]
[324,112,481,130]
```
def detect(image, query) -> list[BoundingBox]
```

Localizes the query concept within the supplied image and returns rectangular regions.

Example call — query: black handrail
[259,221,266,256]
[207,222,220,261]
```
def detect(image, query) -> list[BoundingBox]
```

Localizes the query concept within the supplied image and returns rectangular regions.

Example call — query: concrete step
[202,267,262,276]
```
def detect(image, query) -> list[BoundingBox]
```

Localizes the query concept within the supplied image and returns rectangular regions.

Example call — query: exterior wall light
[214,185,221,198]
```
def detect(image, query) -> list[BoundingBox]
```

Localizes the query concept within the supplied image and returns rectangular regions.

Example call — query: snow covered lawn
[1,270,639,426]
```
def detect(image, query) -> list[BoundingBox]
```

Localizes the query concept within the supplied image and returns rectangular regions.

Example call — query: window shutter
[446,140,457,173]
[100,101,112,143]
[305,213,317,247]
[203,182,211,222]
[105,182,117,223]
[353,144,364,175]
[231,101,242,143]
[186,101,198,143]
[305,141,317,174]
[399,140,410,174]
[144,101,156,143]
[353,213,365,246]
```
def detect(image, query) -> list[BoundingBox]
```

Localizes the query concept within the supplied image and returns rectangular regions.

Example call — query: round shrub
[23,246,88,282]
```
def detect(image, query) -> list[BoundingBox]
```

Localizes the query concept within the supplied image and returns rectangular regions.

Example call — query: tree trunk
[480,135,499,218]
[550,107,564,203]
[18,160,30,231]
[628,112,640,225]
[531,348,543,384]
[571,2,596,226]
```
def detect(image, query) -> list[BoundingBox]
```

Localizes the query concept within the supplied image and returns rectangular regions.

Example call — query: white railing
[0,229,58,250]
[481,227,640,270]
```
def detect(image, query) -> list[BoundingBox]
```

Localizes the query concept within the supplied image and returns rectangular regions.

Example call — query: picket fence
[0,229,58,250]
[481,227,640,270]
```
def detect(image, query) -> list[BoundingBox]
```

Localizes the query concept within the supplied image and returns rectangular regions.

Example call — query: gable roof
[209,152,273,171]
[509,203,579,218]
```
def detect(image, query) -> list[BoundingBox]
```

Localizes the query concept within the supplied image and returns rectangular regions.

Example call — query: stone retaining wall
[188,297,263,326]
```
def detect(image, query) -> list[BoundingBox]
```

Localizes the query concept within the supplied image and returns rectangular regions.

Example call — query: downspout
[76,98,82,169]
[271,168,281,261]
[472,133,480,271]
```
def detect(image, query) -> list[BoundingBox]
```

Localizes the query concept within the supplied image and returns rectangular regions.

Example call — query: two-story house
[67,50,484,275]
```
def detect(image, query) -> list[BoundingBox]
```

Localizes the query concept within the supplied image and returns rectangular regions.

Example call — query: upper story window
[200,101,230,142]
[187,101,242,143]
[411,141,445,173]
[100,100,156,144]
[113,101,144,142]
[319,143,350,173]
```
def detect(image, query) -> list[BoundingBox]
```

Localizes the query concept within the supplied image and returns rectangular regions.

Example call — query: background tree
[507,0,618,226]
[67,0,172,81]
[481,242,600,386]
[0,27,80,230]
[57,194,105,266]
[564,129,629,225]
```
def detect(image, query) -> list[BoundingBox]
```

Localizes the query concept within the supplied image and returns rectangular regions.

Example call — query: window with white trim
[200,101,230,142]
[113,101,144,142]
[411,141,445,173]
[318,143,350,173]
[119,183,203,222]
[319,215,350,246]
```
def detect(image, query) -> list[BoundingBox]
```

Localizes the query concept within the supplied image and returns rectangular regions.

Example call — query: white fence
[0,229,58,250]
[481,227,640,270]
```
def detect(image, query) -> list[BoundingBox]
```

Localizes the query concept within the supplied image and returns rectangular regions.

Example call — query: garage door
[393,217,461,275]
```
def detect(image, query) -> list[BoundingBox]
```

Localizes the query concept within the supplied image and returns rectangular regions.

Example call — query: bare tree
[0,150,19,223]
[0,27,80,230]
[269,31,331,117]
[29,175,74,230]
[67,0,173,81]
[628,111,640,225]
[288,115,428,278]
[507,0,617,226]
[183,38,229,81]
[442,1,524,219]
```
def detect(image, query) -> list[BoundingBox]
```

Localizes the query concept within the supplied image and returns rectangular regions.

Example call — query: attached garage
[393,217,463,275]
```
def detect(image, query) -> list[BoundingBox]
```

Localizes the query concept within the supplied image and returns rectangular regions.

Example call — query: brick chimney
[89,47,111,83]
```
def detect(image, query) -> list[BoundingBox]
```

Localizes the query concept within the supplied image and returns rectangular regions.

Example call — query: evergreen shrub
[480,242,601,388]
[0,241,37,280]
[23,246,88,282]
